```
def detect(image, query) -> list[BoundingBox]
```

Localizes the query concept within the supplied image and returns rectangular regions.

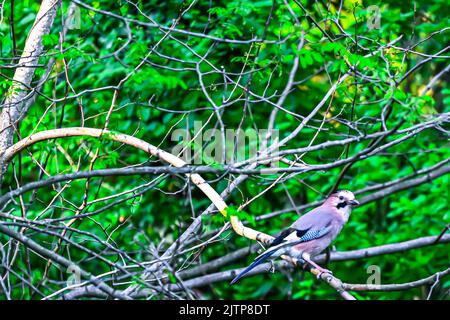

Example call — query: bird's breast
[336,207,351,223]
[290,236,332,257]
[291,224,343,257]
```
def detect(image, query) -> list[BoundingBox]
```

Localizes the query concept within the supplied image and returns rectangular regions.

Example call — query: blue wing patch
[296,226,331,242]
[231,226,332,284]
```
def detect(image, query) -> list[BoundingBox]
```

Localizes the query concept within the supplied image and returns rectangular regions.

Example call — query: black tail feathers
[230,250,276,284]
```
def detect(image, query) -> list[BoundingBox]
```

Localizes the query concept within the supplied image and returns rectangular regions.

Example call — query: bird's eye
[339,196,344,200]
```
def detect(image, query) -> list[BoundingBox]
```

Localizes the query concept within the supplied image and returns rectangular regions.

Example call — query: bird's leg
[301,253,332,278]
[269,260,275,273]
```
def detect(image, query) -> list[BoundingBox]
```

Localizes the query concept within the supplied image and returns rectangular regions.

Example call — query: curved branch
[178,234,450,281]
[3,127,227,213]
[2,127,354,299]
[0,0,59,166]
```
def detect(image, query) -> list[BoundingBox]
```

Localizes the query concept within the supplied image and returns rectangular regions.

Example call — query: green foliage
[0,0,449,300]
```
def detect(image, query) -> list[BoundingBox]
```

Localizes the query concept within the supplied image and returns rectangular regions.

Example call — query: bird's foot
[315,267,333,279]
[269,261,276,273]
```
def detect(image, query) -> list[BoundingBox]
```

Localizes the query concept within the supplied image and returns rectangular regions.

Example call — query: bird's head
[326,190,359,220]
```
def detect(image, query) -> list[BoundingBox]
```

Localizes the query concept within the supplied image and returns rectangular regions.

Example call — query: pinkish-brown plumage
[231,190,359,284]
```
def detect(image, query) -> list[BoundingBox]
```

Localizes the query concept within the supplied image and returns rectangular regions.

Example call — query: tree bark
[0,0,59,180]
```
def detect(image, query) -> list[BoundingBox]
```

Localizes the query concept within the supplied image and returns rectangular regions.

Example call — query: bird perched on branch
[231,190,359,284]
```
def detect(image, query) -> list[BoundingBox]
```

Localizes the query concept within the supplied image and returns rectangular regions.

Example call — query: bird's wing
[230,207,336,285]
[291,205,336,231]
[267,205,336,248]
[231,225,331,284]
[231,206,343,284]
[254,225,332,260]
[269,227,298,247]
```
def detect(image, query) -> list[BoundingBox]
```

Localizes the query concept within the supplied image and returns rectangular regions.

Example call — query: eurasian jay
[230,190,359,284]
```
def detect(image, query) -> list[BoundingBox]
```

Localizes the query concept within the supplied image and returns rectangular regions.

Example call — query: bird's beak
[349,199,360,206]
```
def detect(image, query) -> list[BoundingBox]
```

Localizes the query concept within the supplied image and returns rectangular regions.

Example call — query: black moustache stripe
[336,202,348,209]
